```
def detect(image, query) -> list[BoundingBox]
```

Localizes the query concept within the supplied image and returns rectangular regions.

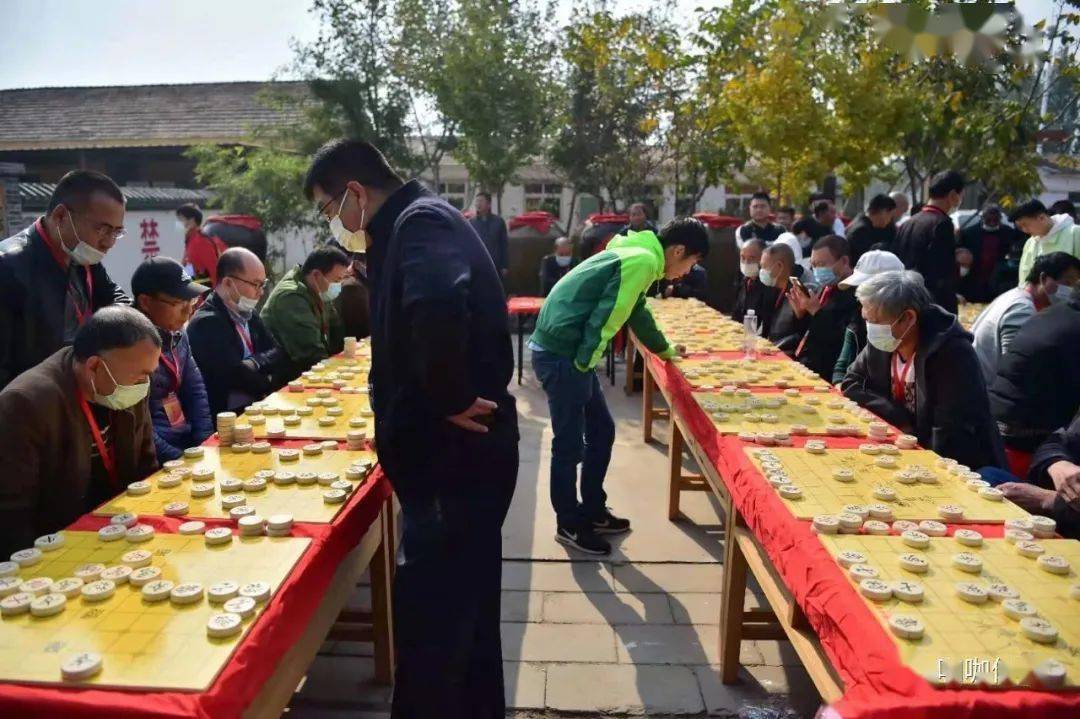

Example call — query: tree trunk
[567,189,579,236]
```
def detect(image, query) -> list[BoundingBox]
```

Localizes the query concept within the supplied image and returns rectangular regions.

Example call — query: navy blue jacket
[149,328,213,461]
[366,181,518,496]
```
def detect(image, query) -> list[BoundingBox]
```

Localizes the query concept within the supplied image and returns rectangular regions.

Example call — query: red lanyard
[76,386,118,490]
[159,350,182,392]
[921,205,947,217]
[891,351,915,402]
[37,218,93,326]
[232,319,255,355]
[774,287,787,309]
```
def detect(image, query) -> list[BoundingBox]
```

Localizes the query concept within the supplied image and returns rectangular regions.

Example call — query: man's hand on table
[1048,460,1080,508]
[448,397,498,433]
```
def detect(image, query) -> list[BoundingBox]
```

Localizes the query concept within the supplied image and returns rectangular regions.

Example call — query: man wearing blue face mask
[841,270,1006,470]
[188,248,287,418]
[0,306,160,556]
[261,246,350,378]
[0,170,131,390]
[789,235,859,380]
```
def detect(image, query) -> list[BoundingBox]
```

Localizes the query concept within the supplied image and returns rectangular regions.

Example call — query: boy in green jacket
[530,218,709,554]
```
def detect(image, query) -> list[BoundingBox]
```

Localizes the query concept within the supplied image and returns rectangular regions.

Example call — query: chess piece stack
[344,336,358,358]
[217,412,237,445]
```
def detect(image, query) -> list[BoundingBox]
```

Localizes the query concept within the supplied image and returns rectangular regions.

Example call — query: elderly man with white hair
[840,270,1006,470]
[539,236,578,296]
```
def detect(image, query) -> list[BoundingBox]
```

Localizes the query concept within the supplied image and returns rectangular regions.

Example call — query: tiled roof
[0,82,311,151]
[19,182,212,211]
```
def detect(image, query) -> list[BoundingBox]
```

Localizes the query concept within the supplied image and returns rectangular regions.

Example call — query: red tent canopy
[586,212,629,225]
[692,212,743,229]
[509,211,560,234]
[204,214,263,231]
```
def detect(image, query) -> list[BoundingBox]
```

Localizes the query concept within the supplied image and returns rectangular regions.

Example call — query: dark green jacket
[532,230,675,371]
[260,266,343,374]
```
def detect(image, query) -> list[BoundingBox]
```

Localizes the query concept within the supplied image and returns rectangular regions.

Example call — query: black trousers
[388,418,519,719]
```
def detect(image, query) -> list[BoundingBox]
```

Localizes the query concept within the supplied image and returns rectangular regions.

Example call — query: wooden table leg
[642,359,655,443]
[370,498,396,685]
[719,504,749,684]
[667,421,684,520]
[624,336,636,395]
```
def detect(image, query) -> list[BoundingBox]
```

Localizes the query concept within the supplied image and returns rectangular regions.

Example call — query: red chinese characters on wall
[140,218,160,258]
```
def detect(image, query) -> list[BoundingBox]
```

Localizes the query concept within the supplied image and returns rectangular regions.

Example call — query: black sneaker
[589,508,632,535]
[555,525,611,555]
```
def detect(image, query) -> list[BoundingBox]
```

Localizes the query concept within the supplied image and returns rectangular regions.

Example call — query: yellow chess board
[819,535,1080,688]
[673,357,831,390]
[648,298,778,354]
[695,390,882,436]
[0,530,309,690]
[957,303,987,331]
[745,448,1030,523]
[295,360,369,389]
[94,446,376,522]
[246,391,372,440]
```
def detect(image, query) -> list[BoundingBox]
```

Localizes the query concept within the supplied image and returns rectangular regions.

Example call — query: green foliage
[398,0,556,208]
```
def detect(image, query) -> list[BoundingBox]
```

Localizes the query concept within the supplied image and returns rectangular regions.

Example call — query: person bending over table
[305,138,519,719]
[0,306,160,556]
[187,248,289,419]
[261,245,350,378]
[841,270,1006,470]
[131,256,213,462]
[530,219,705,556]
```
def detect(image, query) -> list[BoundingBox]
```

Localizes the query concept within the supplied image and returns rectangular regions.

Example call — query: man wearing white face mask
[0,170,130,390]
[841,270,1006,470]
[539,236,578,296]
[187,247,288,418]
[0,306,160,556]
[261,246,350,377]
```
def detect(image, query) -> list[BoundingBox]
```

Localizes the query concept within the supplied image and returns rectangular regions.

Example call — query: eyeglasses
[69,210,126,242]
[227,275,269,292]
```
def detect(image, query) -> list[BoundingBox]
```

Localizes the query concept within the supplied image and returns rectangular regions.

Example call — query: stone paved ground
[287,347,823,718]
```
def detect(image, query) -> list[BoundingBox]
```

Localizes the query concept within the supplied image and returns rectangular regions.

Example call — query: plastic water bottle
[743,309,759,358]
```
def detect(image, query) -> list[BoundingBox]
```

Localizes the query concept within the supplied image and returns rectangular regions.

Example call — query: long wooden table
[631,331,844,701]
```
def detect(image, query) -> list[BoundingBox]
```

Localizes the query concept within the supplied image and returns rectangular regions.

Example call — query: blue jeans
[531,347,616,528]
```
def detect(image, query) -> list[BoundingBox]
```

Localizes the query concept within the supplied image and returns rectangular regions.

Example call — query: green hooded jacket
[532,230,675,371]
[260,266,344,374]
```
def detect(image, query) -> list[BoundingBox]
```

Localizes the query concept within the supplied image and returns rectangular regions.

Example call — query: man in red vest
[176,203,227,285]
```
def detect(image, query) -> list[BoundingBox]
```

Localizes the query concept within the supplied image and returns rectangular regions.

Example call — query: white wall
[100,210,187,293]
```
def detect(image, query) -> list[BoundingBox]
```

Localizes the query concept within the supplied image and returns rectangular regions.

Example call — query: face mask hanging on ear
[329,189,368,252]
[62,212,106,266]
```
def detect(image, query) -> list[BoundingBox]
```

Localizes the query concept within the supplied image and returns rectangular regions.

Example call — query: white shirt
[970,288,1037,384]
[832,217,846,237]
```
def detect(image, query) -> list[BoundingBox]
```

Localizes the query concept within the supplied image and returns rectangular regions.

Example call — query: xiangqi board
[695,389,884,436]
[673,357,832,390]
[94,446,376,523]
[746,447,1030,523]
[244,391,373,441]
[0,530,308,690]
[819,534,1080,689]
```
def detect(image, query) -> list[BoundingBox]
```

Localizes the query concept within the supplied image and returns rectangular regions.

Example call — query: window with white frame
[438,182,467,210]
[524,183,563,216]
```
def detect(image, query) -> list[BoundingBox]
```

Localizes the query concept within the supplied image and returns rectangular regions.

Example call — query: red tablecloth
[646,352,1079,719]
[0,468,392,719]
[507,296,544,316]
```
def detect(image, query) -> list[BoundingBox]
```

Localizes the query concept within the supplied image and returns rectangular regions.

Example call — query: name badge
[163,393,186,428]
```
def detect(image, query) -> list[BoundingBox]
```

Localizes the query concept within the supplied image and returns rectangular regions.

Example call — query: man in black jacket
[845,193,897,264]
[539,236,578,296]
[305,139,519,719]
[989,285,1080,456]
[894,170,965,314]
[731,239,777,323]
[186,248,288,419]
[736,192,785,247]
[957,205,1022,302]
[469,191,509,281]
[759,242,809,355]
[841,270,1006,470]
[790,235,859,381]
[0,170,130,390]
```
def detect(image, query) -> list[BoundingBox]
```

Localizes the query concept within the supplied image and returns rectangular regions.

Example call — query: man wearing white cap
[830,250,904,383]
